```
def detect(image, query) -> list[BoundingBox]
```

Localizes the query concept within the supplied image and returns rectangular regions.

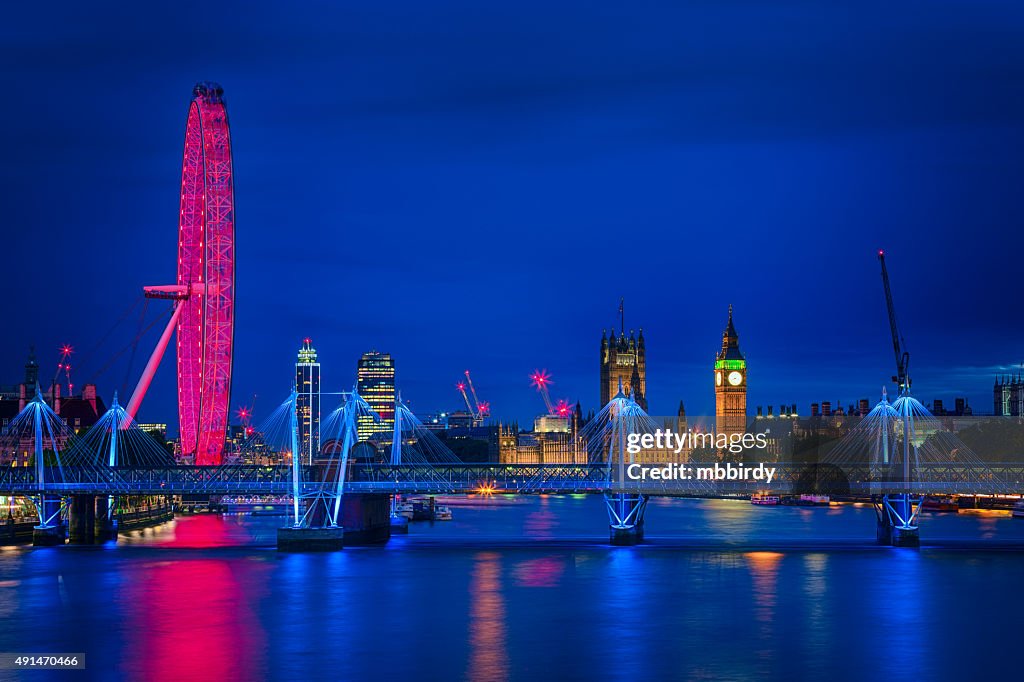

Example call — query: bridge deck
[0,463,1019,496]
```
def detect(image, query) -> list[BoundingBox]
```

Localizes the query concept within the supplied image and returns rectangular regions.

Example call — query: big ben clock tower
[714,305,747,438]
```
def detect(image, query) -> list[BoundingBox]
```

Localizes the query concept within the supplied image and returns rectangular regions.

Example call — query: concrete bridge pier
[277,526,345,551]
[95,495,118,542]
[343,493,391,544]
[32,525,64,546]
[68,495,96,544]
[32,495,65,546]
[605,493,648,546]
[874,495,920,548]
[277,494,391,551]
[277,493,343,551]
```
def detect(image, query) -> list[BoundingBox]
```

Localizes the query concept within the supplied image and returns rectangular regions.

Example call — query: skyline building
[600,300,647,409]
[534,414,569,434]
[295,338,321,465]
[357,350,396,441]
[714,305,747,438]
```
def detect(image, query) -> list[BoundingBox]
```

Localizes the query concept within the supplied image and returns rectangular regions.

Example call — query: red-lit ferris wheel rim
[177,82,234,465]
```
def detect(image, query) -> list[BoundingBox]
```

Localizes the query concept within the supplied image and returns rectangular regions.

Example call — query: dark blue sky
[3,1,1023,427]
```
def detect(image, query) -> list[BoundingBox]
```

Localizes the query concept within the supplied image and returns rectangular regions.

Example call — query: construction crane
[532,368,557,411]
[456,371,489,425]
[464,371,490,418]
[530,369,555,414]
[878,250,910,392]
[456,380,473,412]
[530,370,574,418]
[235,394,258,438]
[553,399,572,418]
[52,344,74,395]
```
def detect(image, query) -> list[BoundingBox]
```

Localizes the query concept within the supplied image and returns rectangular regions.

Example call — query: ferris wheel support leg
[126,302,185,420]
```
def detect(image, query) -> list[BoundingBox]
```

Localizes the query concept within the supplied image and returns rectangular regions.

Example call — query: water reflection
[512,556,565,588]
[600,549,655,680]
[0,498,1021,680]
[872,550,926,676]
[119,514,261,548]
[745,551,782,620]
[121,557,270,679]
[744,550,782,673]
[801,553,829,676]
[467,551,509,682]
[522,508,557,539]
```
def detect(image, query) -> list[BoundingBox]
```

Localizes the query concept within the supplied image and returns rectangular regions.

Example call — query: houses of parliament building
[598,304,748,438]
[500,304,751,467]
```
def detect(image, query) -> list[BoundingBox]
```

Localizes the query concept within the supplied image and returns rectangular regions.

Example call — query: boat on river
[922,495,959,513]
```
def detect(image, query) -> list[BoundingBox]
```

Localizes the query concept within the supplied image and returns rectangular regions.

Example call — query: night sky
[3,1,1024,429]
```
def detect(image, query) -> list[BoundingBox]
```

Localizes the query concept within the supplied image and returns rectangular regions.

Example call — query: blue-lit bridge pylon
[6,389,70,537]
[880,389,920,546]
[270,387,467,549]
[0,385,178,544]
[581,380,656,545]
[826,386,1006,547]
[281,389,368,530]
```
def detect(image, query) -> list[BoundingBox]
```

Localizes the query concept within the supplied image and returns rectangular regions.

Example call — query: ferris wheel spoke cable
[64,295,141,387]
[84,303,173,386]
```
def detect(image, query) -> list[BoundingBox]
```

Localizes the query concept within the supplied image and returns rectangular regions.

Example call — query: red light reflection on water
[523,508,557,539]
[125,514,257,549]
[119,517,271,678]
[512,556,566,588]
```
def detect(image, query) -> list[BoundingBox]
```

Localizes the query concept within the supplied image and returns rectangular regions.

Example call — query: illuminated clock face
[716,371,723,386]
[727,371,743,386]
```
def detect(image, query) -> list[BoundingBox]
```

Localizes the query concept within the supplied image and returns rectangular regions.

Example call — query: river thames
[1,496,1023,680]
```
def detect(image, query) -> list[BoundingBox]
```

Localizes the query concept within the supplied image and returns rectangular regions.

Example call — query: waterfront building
[295,338,321,464]
[356,351,395,441]
[0,350,109,465]
[137,423,168,438]
[137,423,169,449]
[1,348,106,440]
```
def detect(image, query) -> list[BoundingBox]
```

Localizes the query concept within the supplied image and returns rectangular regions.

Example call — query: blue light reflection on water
[1,496,1022,680]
